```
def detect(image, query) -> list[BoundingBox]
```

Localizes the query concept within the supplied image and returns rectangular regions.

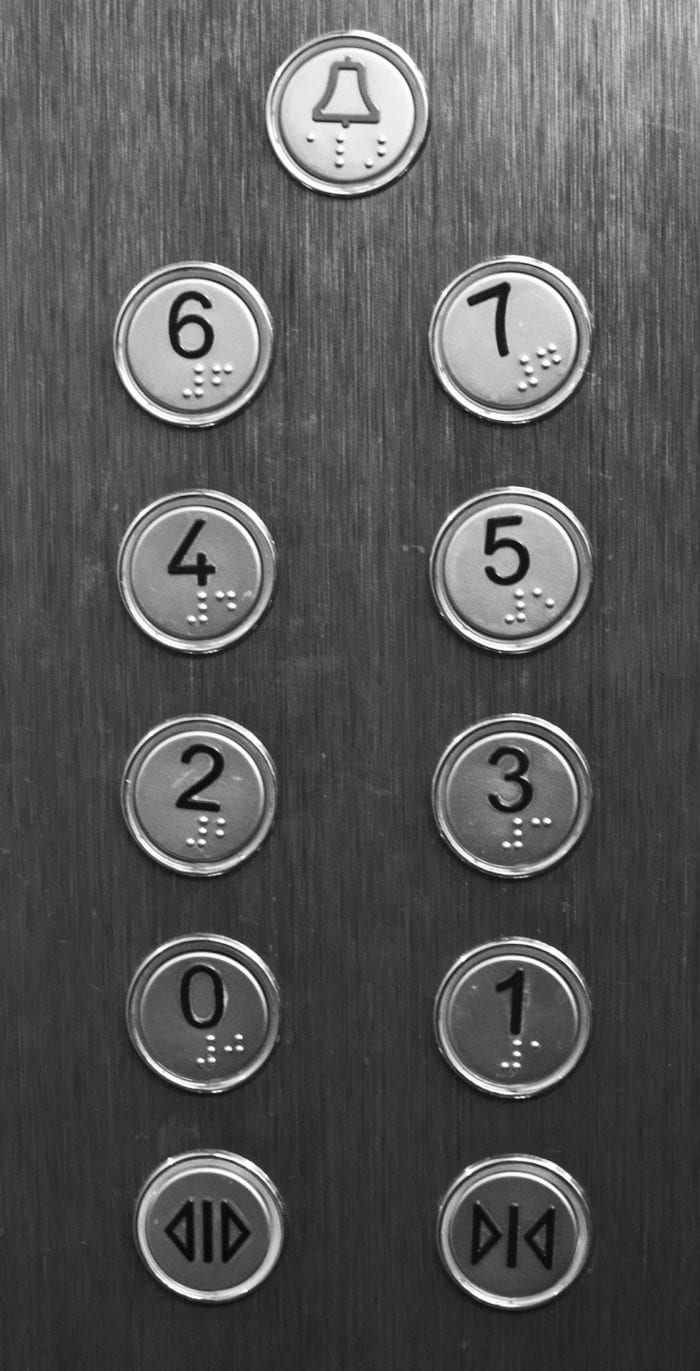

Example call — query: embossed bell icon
[312,56,381,128]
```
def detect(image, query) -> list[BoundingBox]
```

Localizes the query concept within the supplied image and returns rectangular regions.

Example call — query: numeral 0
[168,291,214,359]
[180,964,226,1029]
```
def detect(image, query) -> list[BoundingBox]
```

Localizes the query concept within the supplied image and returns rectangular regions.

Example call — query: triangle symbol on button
[221,1201,251,1262]
[523,1205,556,1270]
[165,1199,196,1262]
[471,1200,503,1265]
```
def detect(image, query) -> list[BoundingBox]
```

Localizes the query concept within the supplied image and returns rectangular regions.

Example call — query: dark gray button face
[429,257,592,422]
[435,940,591,1098]
[438,1156,591,1309]
[121,717,277,876]
[114,264,273,426]
[126,937,280,1092]
[432,716,592,878]
[266,32,429,196]
[430,489,593,653]
[118,491,276,653]
[134,1152,285,1302]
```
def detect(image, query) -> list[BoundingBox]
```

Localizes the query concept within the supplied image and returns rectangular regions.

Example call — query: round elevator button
[134,1152,285,1302]
[430,489,593,653]
[121,717,277,876]
[266,32,429,196]
[118,491,276,653]
[429,257,592,422]
[432,716,592,878]
[437,1156,591,1309]
[434,940,591,1098]
[114,263,273,426]
[126,936,280,1092]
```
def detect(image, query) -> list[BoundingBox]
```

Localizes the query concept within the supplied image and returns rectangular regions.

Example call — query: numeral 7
[467,281,511,357]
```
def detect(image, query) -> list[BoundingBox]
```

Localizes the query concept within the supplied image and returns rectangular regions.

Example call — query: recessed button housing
[437,1155,591,1308]
[432,715,592,878]
[435,939,592,1097]
[126,936,280,1092]
[114,263,273,426]
[118,491,276,653]
[429,257,592,422]
[134,1152,285,1302]
[266,31,429,196]
[430,489,593,653]
[121,716,277,876]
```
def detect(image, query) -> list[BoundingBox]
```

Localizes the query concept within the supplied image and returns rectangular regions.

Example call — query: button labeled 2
[429,257,592,422]
[430,489,593,653]
[114,263,273,426]
[432,715,592,877]
[121,717,277,876]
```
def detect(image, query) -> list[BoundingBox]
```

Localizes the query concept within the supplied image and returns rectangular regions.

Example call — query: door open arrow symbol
[471,1201,503,1265]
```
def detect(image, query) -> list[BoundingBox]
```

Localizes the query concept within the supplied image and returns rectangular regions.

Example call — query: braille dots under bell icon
[312,57,381,127]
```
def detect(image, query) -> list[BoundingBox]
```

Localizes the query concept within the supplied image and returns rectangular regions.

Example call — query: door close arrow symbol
[523,1205,556,1270]
[471,1201,503,1265]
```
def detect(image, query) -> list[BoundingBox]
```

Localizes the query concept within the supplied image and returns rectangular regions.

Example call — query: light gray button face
[266,32,429,196]
[114,264,273,426]
[430,489,593,653]
[432,716,592,878]
[429,257,592,422]
[126,937,280,1092]
[121,717,277,876]
[435,940,591,1098]
[118,491,276,653]
[437,1156,591,1309]
[134,1152,285,1302]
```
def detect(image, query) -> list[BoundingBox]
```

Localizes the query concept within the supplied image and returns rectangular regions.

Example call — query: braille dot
[215,590,225,600]
[235,1033,243,1040]
[197,590,207,600]
[513,1039,522,1046]
[377,148,387,157]
[212,376,222,386]
[517,382,528,392]
[529,377,538,386]
[543,817,552,826]
[235,1045,245,1053]
[537,348,546,357]
[198,615,208,623]
[502,841,512,849]
[514,840,523,849]
[513,1049,522,1057]
[306,133,315,142]
[513,1061,522,1069]
[531,818,541,826]
[186,838,196,846]
[215,830,225,838]
[552,354,562,364]
[515,588,525,599]
[378,135,387,144]
[194,364,204,374]
[336,133,345,144]
[182,388,193,398]
[516,612,526,622]
[197,1057,206,1065]
[224,1045,233,1052]
[531,1040,541,1048]
[187,615,197,624]
[541,359,551,369]
[212,364,222,373]
[546,598,555,608]
[520,355,530,364]
[505,614,515,623]
[548,343,557,352]
[365,159,374,168]
[500,1061,510,1069]
[199,816,209,824]
[524,365,534,375]
[335,160,345,169]
[224,364,233,374]
[206,1034,215,1041]
[532,587,542,597]
[197,838,207,847]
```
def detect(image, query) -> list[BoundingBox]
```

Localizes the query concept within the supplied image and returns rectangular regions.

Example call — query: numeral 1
[495,967,525,1035]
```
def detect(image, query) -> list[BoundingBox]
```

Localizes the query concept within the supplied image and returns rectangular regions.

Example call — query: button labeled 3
[134,1152,285,1301]
[118,491,276,652]
[429,257,592,422]
[266,32,429,196]
[126,937,280,1092]
[435,940,591,1097]
[121,717,277,876]
[430,489,593,653]
[114,264,273,426]
[437,1156,591,1308]
[432,716,592,878]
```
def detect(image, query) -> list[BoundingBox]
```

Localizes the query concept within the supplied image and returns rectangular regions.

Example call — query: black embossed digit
[180,964,226,1029]
[167,519,216,586]
[467,281,511,357]
[168,291,214,359]
[176,744,224,812]
[484,516,530,585]
[495,967,525,1035]
[488,746,533,813]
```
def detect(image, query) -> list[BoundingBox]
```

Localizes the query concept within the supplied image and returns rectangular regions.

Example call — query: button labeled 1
[266,32,429,196]
[430,489,592,653]
[118,491,276,652]
[121,717,277,876]
[432,716,592,878]
[134,1152,285,1301]
[435,940,591,1097]
[429,257,592,422]
[126,937,280,1092]
[114,263,273,426]
[437,1156,591,1308]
